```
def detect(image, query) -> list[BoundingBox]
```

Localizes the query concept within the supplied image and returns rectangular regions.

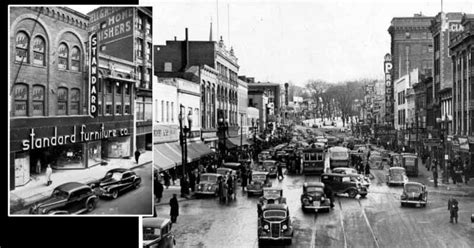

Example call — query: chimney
[183,28,190,71]
[174,36,177,41]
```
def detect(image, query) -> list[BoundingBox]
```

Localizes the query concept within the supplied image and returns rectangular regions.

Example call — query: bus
[327,146,350,169]
[301,145,326,174]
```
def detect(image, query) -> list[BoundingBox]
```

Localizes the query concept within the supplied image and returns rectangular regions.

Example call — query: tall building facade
[88,7,153,151]
[10,7,136,190]
[450,14,474,171]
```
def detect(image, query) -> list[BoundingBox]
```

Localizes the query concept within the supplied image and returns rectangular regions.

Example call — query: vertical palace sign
[89,33,98,117]
[384,53,393,126]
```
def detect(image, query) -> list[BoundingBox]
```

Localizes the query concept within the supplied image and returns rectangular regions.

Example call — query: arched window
[58,43,68,70]
[57,87,68,115]
[16,31,29,63]
[70,88,80,115]
[71,46,81,71]
[32,85,45,116]
[32,36,46,65]
[12,84,28,116]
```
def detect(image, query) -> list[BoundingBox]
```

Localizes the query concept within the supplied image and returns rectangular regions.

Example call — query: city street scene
[146,0,474,247]
[9,6,154,215]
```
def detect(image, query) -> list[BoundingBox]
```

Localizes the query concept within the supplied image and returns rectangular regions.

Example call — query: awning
[167,142,199,163]
[154,143,182,166]
[227,136,251,147]
[153,148,175,171]
[189,142,215,157]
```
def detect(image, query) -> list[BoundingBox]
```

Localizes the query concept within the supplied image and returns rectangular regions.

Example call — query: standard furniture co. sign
[89,33,98,117]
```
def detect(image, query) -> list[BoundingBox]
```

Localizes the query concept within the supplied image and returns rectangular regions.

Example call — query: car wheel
[360,194,367,198]
[86,200,96,212]
[134,180,140,189]
[348,189,357,198]
[112,190,119,199]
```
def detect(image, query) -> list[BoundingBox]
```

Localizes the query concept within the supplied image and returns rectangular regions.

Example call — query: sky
[70,0,473,86]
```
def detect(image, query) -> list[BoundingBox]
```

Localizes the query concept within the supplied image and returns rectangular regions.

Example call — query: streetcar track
[357,199,381,248]
[337,199,348,248]
[310,213,318,248]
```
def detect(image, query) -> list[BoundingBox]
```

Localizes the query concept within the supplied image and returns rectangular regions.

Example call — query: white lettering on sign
[449,23,464,32]
[89,33,98,117]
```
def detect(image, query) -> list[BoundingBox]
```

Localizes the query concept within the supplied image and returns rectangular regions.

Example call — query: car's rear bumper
[401,199,426,204]
[195,191,216,195]
[302,204,331,210]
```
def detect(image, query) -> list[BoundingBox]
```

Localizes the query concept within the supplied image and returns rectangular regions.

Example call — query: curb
[10,160,152,214]
[154,196,197,206]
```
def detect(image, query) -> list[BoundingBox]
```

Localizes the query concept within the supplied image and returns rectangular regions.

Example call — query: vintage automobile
[301,145,326,174]
[262,160,278,178]
[389,152,403,167]
[90,168,141,199]
[300,182,332,213]
[402,153,419,177]
[29,182,98,215]
[247,171,271,196]
[369,153,385,169]
[331,167,371,189]
[386,167,409,186]
[258,150,273,161]
[142,217,176,248]
[257,188,294,245]
[195,173,220,196]
[400,182,428,207]
[217,167,238,179]
[321,173,368,198]
[275,150,288,163]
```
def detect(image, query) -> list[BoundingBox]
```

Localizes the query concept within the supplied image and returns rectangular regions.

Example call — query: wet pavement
[155,167,474,248]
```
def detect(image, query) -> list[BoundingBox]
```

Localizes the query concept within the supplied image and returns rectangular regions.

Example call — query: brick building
[9,7,136,190]
[88,6,153,152]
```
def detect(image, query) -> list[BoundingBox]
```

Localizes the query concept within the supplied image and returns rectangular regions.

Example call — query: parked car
[402,153,419,177]
[386,167,409,186]
[321,173,368,198]
[29,182,98,215]
[195,173,220,197]
[300,182,332,213]
[258,151,272,161]
[90,168,141,199]
[142,217,176,248]
[331,167,371,188]
[257,188,293,245]
[247,171,271,196]
[400,182,427,207]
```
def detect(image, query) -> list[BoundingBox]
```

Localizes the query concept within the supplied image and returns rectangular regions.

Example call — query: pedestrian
[365,160,371,178]
[222,182,229,204]
[163,171,171,189]
[169,168,177,185]
[134,149,141,164]
[45,164,53,186]
[169,194,179,223]
[241,166,248,192]
[426,155,431,171]
[227,173,234,200]
[448,197,459,224]
[464,161,469,185]
[323,186,335,208]
[449,162,457,185]
[432,161,438,188]
[189,171,196,192]
[154,177,163,203]
[218,176,224,203]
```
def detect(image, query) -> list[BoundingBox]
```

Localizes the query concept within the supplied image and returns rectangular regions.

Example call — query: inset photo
[9,5,153,216]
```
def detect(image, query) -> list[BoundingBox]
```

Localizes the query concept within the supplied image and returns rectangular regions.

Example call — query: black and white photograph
[145,0,473,247]
[8,5,154,216]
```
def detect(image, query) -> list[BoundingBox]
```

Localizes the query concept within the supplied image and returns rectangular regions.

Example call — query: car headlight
[282,225,288,230]
[264,225,269,230]
[321,197,325,201]
[41,208,47,214]
[197,185,201,190]
[208,186,212,190]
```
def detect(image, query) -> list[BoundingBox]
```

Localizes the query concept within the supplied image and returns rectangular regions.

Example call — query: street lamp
[178,104,192,195]
[218,117,229,166]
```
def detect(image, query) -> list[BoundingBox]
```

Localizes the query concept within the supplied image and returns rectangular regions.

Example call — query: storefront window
[144,97,152,121]
[32,36,45,66]
[32,85,45,116]
[13,84,28,116]
[16,31,29,63]
[57,87,68,115]
[70,89,80,115]
[58,43,68,70]
[106,136,131,158]
[71,46,81,71]
[54,143,85,169]
[87,141,102,167]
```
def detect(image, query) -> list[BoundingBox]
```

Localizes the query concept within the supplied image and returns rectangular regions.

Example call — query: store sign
[88,7,134,43]
[89,33,98,117]
[201,131,217,139]
[384,53,393,125]
[459,137,469,150]
[153,125,179,143]
[22,124,129,151]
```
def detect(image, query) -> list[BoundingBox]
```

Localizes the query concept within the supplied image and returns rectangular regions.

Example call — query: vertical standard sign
[89,33,98,117]
[384,53,393,126]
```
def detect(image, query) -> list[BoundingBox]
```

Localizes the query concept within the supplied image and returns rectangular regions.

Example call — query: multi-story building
[247,82,281,133]
[248,87,269,132]
[238,77,249,141]
[10,7,136,189]
[88,6,153,152]
[450,14,474,171]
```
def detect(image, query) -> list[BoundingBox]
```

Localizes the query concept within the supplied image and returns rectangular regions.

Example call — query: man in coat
[432,160,438,188]
[163,172,171,189]
[134,150,141,164]
[154,177,163,203]
[169,194,179,223]
[448,197,459,224]
[241,166,248,192]
[45,164,53,186]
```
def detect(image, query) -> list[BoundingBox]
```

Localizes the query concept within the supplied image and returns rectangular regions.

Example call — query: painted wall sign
[89,33,98,117]
[21,124,129,151]
[384,53,393,126]
[88,7,134,42]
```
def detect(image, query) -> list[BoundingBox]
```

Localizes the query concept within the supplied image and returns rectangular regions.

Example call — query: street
[90,162,153,215]
[156,150,474,247]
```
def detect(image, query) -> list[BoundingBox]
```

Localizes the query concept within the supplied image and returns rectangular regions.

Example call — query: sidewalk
[154,179,196,207]
[409,157,474,197]
[10,151,152,213]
